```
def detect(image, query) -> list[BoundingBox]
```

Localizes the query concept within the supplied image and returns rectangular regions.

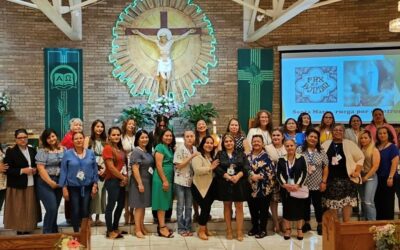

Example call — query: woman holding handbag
[296,128,328,235]
[276,138,307,240]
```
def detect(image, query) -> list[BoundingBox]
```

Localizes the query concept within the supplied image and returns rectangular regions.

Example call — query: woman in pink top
[364,108,397,146]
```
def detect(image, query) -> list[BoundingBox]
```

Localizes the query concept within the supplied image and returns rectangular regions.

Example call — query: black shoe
[248,227,258,236]
[317,224,322,235]
[255,231,267,239]
[301,223,311,233]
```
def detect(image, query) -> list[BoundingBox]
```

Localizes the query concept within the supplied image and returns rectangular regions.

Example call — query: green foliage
[117,104,154,128]
[180,103,219,126]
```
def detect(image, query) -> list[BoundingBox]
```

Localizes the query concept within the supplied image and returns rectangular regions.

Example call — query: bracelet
[388,176,393,180]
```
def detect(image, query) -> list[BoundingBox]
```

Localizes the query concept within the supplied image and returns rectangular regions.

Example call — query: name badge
[76,170,85,181]
[120,165,127,175]
[288,178,295,185]
[336,154,342,161]
[227,164,236,176]
[148,167,154,175]
[307,165,316,174]
[331,156,339,165]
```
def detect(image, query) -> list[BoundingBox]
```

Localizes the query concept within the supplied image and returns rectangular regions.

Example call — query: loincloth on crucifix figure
[133,27,196,96]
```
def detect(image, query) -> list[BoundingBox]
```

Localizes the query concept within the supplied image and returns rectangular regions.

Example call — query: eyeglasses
[333,129,344,132]
[16,136,28,140]
[324,116,333,119]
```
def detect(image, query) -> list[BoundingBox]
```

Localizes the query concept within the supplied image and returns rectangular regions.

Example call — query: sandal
[157,226,174,238]
[296,228,304,240]
[284,228,291,240]
[255,231,267,239]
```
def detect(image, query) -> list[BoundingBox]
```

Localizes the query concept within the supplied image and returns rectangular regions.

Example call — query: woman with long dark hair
[121,118,136,225]
[283,118,305,146]
[297,112,313,134]
[192,136,219,240]
[215,133,250,241]
[345,115,363,145]
[36,128,65,233]
[317,112,335,144]
[365,108,397,146]
[225,118,250,154]
[152,128,175,238]
[297,128,328,235]
[374,126,399,220]
[84,119,107,226]
[103,127,128,239]
[129,129,153,238]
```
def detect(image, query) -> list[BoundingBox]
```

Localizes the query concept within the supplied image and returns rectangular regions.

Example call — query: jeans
[68,185,92,232]
[358,174,378,221]
[36,176,62,233]
[105,178,125,233]
[175,184,193,233]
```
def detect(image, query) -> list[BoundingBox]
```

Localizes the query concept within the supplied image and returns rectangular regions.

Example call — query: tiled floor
[90,231,323,250]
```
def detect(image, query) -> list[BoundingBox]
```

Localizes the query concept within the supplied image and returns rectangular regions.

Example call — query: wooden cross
[125,11,202,36]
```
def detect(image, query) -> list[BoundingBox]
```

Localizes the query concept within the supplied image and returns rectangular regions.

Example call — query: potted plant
[180,102,219,126]
[117,104,153,128]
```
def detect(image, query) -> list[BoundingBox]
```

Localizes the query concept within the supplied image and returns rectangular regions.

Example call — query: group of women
[0,108,399,242]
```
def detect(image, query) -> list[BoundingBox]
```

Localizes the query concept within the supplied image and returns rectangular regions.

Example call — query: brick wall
[0,0,399,143]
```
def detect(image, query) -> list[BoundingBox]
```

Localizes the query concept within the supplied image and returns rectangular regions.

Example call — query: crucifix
[125,11,202,96]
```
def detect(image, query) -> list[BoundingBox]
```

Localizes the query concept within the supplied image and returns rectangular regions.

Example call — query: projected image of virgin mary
[344,60,400,107]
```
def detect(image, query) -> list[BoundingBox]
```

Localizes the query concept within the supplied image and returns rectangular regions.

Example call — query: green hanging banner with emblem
[237,48,273,132]
[44,48,83,138]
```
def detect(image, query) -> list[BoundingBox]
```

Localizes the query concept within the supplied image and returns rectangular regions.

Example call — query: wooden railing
[323,210,400,250]
[0,218,91,250]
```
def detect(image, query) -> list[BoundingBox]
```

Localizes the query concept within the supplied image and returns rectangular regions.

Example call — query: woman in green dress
[152,128,175,238]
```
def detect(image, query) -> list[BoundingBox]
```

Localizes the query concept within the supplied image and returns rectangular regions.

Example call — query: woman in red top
[103,127,128,239]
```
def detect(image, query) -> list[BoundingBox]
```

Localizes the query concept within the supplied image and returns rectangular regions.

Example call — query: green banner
[44,48,83,138]
[237,48,274,132]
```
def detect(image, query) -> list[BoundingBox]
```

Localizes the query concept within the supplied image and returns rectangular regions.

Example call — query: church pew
[322,209,400,250]
[0,218,91,250]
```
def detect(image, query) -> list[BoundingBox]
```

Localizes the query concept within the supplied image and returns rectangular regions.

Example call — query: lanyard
[306,150,316,165]
[286,159,295,178]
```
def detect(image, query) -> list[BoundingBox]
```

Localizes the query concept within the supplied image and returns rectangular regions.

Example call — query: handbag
[290,185,309,199]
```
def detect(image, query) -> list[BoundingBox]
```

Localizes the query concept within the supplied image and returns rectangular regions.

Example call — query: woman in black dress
[215,133,250,241]
[276,138,307,240]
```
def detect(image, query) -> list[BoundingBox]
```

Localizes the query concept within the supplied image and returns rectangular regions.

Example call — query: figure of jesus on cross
[132,28,196,95]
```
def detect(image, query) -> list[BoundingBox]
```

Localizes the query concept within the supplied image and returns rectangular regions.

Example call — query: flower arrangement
[369,224,400,250]
[55,235,85,250]
[0,92,11,125]
[147,95,181,119]
[0,92,10,112]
